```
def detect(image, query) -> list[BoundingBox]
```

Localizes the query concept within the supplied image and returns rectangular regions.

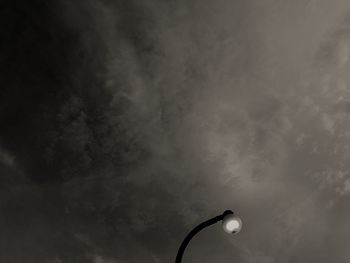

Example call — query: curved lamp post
[175,210,242,263]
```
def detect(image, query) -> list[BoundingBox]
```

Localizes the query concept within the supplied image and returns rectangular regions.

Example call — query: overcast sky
[2,0,350,262]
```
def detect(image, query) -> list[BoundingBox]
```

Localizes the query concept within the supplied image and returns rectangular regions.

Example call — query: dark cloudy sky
[2,0,350,262]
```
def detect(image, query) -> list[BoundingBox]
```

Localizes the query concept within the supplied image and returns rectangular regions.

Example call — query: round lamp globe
[222,214,242,234]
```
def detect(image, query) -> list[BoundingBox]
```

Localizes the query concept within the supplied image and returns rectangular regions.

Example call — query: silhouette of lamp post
[175,210,242,263]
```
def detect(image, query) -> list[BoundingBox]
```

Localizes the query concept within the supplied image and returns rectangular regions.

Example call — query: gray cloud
[3,0,350,262]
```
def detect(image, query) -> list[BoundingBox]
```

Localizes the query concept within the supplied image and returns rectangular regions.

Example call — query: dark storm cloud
[3,0,350,262]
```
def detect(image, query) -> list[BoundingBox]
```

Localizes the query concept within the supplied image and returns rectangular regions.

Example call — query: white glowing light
[222,214,242,234]
[225,220,240,231]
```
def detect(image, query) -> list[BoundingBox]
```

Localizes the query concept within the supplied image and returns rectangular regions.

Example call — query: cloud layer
[3,0,350,262]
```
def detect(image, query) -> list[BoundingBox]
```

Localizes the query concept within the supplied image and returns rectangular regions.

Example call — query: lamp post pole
[175,210,242,263]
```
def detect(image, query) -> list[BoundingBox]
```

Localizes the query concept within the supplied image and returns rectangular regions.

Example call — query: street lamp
[175,210,242,263]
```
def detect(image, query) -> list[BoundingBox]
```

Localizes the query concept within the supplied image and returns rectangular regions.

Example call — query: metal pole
[175,210,233,263]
